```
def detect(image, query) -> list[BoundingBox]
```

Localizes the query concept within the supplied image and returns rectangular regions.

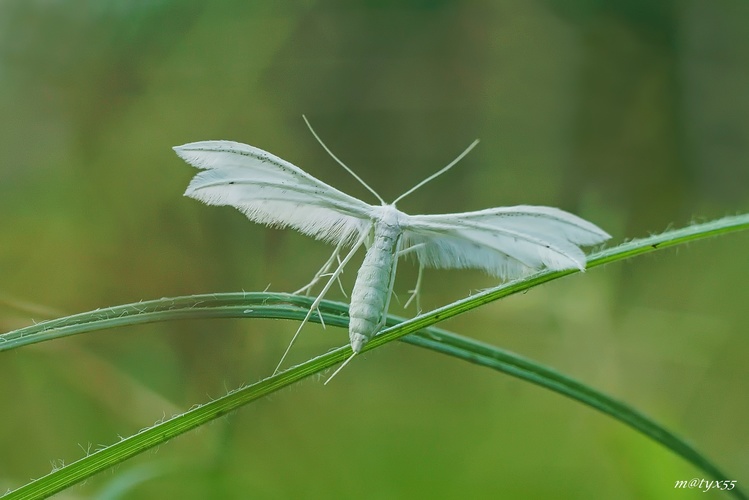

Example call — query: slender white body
[349,206,402,352]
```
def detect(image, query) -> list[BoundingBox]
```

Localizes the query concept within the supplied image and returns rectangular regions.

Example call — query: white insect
[174,119,611,383]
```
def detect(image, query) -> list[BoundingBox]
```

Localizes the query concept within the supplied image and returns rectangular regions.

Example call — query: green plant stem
[2,214,748,500]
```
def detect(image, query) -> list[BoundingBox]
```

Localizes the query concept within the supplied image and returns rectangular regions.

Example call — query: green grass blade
[2,214,747,499]
[4,214,747,353]
[401,331,745,498]
[5,324,745,499]
[2,353,334,500]
[0,293,340,352]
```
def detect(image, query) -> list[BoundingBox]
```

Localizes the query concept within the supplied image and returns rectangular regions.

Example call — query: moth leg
[324,350,357,385]
[376,236,401,332]
[333,253,348,297]
[292,240,348,327]
[319,252,349,297]
[396,242,425,258]
[294,239,345,296]
[274,228,370,375]
[326,237,400,386]
[398,243,425,312]
[404,262,423,313]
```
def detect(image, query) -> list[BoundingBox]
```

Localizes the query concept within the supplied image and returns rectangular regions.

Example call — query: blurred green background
[1,1,747,498]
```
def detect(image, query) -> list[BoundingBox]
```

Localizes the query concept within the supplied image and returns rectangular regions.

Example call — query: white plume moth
[174,118,611,383]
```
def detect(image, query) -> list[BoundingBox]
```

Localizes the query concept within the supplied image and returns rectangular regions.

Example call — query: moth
[174,119,611,382]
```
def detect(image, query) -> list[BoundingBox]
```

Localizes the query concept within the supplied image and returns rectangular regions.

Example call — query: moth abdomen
[348,210,402,352]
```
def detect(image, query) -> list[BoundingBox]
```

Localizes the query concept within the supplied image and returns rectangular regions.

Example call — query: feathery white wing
[401,205,611,279]
[174,141,376,246]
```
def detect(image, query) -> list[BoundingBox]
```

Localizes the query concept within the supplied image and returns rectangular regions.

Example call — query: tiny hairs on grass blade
[174,118,611,381]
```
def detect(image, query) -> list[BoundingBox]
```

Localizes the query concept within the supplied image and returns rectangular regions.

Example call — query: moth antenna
[392,139,480,205]
[302,115,386,205]
[324,351,357,385]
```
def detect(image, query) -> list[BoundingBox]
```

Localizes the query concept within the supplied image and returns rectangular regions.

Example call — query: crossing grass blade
[1,214,748,500]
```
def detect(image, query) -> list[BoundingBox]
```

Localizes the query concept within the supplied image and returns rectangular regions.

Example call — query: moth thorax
[375,204,403,229]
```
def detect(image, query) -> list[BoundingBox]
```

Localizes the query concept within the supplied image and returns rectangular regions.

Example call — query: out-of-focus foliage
[0,1,747,498]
